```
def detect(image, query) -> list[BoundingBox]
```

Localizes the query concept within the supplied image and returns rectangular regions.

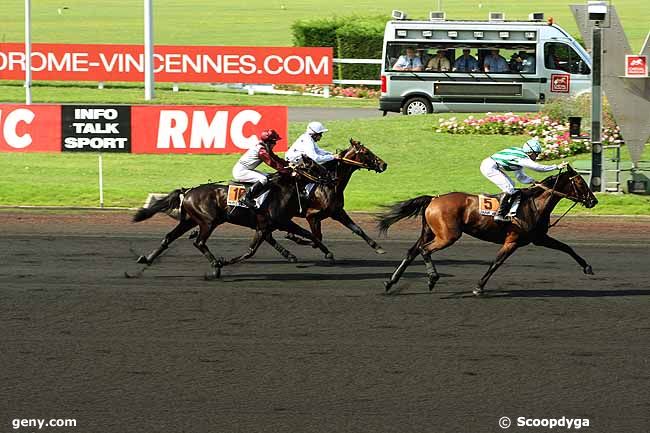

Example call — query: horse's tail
[133,189,184,223]
[377,195,434,235]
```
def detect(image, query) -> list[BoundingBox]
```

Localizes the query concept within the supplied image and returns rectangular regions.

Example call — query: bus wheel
[403,97,432,115]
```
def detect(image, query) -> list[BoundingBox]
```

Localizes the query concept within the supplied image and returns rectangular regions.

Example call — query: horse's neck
[334,162,356,192]
[525,186,564,227]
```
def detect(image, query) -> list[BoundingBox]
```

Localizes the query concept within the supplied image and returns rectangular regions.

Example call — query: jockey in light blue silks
[480,138,567,221]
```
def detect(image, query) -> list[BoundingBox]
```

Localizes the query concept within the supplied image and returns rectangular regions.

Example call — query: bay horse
[131,157,335,277]
[285,139,388,254]
[377,165,598,295]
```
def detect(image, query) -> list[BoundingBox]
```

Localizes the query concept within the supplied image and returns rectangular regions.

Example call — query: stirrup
[239,196,256,208]
[493,213,511,222]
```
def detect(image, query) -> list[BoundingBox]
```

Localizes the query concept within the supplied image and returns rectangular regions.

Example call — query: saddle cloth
[478,194,521,217]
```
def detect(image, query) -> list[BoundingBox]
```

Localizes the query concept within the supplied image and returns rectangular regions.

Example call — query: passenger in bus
[483,49,509,73]
[426,49,451,72]
[392,47,424,71]
[509,51,535,73]
[452,49,479,72]
[416,48,431,68]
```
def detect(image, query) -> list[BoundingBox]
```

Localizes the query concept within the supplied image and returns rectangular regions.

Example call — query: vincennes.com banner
[0,104,288,154]
[0,43,333,85]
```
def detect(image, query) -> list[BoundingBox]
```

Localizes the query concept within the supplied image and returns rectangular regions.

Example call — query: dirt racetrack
[1,211,649,433]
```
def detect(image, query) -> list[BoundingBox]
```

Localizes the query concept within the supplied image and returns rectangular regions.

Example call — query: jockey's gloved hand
[558,161,569,169]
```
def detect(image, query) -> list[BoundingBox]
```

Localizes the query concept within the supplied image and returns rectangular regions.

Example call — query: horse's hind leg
[266,233,298,263]
[193,221,224,277]
[137,219,197,265]
[419,226,439,290]
[332,209,386,254]
[384,236,423,292]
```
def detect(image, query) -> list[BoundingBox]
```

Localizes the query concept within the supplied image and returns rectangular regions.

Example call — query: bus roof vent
[529,12,545,21]
[489,12,505,21]
[429,11,446,21]
[392,10,408,20]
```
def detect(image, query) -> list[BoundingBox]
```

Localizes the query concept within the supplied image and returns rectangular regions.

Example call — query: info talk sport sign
[0,43,332,84]
[0,104,288,154]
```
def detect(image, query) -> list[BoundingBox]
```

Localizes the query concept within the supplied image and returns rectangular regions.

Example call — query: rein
[339,156,370,169]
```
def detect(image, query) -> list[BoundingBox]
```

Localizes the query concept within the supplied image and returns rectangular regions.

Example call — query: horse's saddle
[227,181,316,209]
[478,193,521,218]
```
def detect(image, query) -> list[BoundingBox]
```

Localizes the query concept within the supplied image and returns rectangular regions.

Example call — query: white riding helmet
[523,138,542,154]
[307,121,328,135]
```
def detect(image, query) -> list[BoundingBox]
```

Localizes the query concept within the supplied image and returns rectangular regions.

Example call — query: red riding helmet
[260,129,282,144]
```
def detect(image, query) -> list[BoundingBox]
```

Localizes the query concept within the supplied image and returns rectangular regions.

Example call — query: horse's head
[544,164,598,208]
[338,139,388,173]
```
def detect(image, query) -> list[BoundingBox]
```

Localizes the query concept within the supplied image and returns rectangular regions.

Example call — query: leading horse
[377,165,598,295]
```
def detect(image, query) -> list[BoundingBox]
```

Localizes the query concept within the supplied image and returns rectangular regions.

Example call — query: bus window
[544,42,590,75]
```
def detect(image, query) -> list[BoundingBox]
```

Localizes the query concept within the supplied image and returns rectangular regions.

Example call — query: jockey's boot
[239,180,270,208]
[494,190,519,222]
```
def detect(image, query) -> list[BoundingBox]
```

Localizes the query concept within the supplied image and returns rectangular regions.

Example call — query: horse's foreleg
[474,241,518,295]
[421,253,440,291]
[533,234,593,275]
[137,219,197,265]
[282,220,334,262]
[265,233,298,263]
[224,229,268,266]
[332,210,386,254]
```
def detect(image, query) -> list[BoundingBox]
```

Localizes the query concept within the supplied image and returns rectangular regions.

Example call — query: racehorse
[377,165,598,295]
[131,157,335,277]
[285,139,388,254]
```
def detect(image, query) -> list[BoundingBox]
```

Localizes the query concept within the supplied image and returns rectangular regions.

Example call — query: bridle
[339,146,382,171]
[534,169,592,228]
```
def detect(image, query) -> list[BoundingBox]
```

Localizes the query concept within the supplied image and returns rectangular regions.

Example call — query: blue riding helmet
[523,138,542,154]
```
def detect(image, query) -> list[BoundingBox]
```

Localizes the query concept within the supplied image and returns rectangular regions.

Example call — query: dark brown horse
[285,139,388,254]
[131,158,334,277]
[377,165,598,295]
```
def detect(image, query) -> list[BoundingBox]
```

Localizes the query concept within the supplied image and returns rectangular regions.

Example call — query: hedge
[292,15,385,82]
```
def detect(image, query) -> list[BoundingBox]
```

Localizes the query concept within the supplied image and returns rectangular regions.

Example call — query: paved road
[1,213,649,433]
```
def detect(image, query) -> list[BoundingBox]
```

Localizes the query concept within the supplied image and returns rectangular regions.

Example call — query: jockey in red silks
[232,129,290,208]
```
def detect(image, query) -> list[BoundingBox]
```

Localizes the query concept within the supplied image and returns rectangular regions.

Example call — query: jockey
[480,138,567,221]
[233,129,290,208]
[285,121,340,165]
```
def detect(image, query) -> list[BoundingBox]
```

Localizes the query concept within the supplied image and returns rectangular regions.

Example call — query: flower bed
[434,112,623,160]
[274,84,380,99]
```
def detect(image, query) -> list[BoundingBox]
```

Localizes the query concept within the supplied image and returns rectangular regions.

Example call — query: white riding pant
[232,164,268,184]
[480,158,516,195]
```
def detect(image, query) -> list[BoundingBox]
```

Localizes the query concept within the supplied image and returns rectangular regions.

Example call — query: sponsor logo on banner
[0,43,332,84]
[131,106,288,154]
[0,104,61,152]
[626,55,648,77]
[550,74,570,93]
[62,105,131,152]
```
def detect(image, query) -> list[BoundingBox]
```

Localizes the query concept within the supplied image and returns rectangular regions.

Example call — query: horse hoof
[136,255,149,265]
[375,247,387,255]
[384,281,393,292]
[584,265,594,275]
[472,287,484,296]
[288,255,298,263]
[325,252,335,263]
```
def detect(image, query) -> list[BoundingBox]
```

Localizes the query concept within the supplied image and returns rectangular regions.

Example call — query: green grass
[0,81,377,107]
[1,115,649,214]
[1,1,648,51]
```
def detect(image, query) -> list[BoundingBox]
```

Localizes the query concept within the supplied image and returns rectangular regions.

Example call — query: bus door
[543,41,591,99]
